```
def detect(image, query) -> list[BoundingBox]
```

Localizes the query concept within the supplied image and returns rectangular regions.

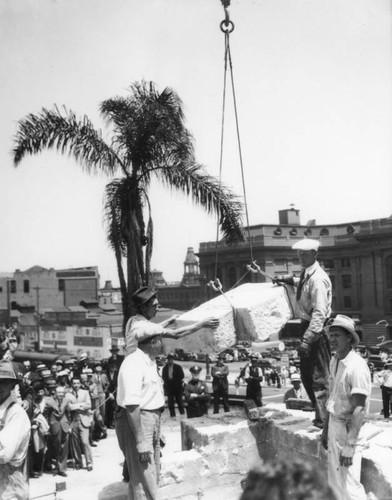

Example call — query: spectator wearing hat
[75,353,89,378]
[63,359,75,380]
[108,346,124,370]
[115,286,219,500]
[30,379,49,478]
[183,366,210,418]
[320,315,371,500]
[374,357,392,419]
[0,360,31,499]
[162,354,185,417]
[68,377,93,471]
[274,238,332,429]
[211,358,230,414]
[56,370,71,393]
[43,385,72,477]
[44,379,57,397]
[91,361,109,440]
[243,355,263,407]
[104,359,119,429]
[283,373,309,406]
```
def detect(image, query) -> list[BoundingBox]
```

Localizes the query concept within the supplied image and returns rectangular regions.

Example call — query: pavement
[29,413,184,500]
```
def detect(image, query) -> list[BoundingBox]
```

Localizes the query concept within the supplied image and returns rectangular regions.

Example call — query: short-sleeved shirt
[116,348,164,410]
[125,314,165,356]
[326,350,371,419]
[0,396,31,466]
[294,261,332,333]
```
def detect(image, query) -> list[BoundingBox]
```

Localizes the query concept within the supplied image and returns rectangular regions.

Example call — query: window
[58,279,65,291]
[0,287,2,293]
[228,267,237,288]
[346,224,355,234]
[304,228,312,236]
[324,260,334,269]
[386,255,392,289]
[10,280,16,293]
[341,258,351,268]
[289,228,297,236]
[23,280,30,293]
[342,275,352,289]
[329,275,335,288]
[320,227,329,236]
[274,227,282,236]
[343,296,352,308]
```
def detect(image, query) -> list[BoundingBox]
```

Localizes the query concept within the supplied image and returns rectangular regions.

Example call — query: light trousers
[115,407,161,500]
[328,416,367,500]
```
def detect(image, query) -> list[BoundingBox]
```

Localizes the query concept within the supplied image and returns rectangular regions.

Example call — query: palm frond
[156,161,244,244]
[13,106,122,175]
[100,81,194,178]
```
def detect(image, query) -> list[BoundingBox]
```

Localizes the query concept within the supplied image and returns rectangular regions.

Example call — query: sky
[0,0,391,286]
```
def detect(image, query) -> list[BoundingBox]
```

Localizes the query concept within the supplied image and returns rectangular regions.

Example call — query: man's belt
[142,407,164,414]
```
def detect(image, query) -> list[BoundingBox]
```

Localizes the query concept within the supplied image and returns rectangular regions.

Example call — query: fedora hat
[329,314,359,345]
[131,287,158,307]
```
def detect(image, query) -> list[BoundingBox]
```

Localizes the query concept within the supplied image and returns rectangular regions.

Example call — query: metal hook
[246,261,261,274]
[207,278,223,293]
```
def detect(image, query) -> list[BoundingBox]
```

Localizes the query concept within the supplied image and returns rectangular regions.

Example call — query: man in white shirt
[275,239,332,428]
[321,315,371,500]
[0,360,31,500]
[117,287,219,500]
[374,357,392,419]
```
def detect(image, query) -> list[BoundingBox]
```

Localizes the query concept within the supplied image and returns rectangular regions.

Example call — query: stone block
[163,283,295,352]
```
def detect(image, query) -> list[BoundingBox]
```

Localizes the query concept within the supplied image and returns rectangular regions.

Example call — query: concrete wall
[160,404,392,500]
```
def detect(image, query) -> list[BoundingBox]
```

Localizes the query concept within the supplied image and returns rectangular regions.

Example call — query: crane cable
[209,1,253,297]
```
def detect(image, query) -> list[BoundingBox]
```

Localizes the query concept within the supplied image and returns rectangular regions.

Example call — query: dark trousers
[186,397,209,419]
[300,331,330,425]
[381,385,392,418]
[246,382,262,407]
[166,385,184,417]
[213,387,230,413]
[50,427,69,473]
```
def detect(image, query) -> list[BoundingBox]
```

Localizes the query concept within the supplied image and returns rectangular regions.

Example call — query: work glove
[272,274,294,286]
[338,443,355,467]
[298,340,311,358]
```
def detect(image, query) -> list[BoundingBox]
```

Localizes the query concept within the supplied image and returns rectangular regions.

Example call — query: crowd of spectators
[0,327,123,480]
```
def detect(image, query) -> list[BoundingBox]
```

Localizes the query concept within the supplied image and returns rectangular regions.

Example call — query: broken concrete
[100,405,392,500]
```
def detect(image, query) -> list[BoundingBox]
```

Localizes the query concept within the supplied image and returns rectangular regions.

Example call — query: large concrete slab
[163,283,295,353]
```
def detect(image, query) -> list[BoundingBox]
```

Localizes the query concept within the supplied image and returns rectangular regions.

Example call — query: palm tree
[13,81,243,329]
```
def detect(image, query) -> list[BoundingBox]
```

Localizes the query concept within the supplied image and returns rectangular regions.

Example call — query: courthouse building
[198,208,392,329]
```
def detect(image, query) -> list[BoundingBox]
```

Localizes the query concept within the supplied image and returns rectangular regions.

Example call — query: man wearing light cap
[321,315,371,500]
[283,373,309,406]
[0,360,31,499]
[116,286,219,500]
[275,238,332,428]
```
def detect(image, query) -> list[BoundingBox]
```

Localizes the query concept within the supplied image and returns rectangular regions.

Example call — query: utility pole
[6,280,11,328]
[34,286,41,352]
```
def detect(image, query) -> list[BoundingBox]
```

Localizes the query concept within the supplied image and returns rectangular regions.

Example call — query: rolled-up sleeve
[0,409,30,465]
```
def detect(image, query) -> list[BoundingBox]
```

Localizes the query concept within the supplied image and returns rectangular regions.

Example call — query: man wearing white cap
[321,315,371,500]
[275,238,332,428]
[116,287,219,500]
[283,373,309,406]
